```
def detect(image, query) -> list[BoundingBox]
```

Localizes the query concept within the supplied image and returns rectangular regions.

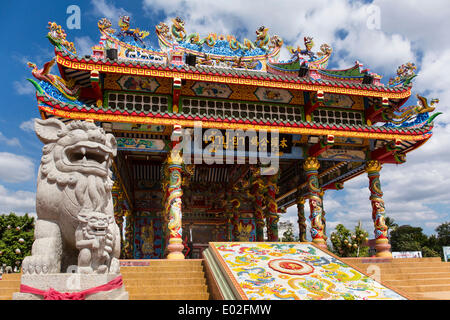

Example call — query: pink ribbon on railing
[19,275,123,300]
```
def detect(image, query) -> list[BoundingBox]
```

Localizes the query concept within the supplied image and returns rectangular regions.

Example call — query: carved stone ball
[18,238,25,244]
[15,248,21,254]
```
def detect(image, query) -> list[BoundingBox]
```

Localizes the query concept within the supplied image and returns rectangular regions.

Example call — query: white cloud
[0,184,35,215]
[0,132,21,148]
[142,0,417,74]
[75,36,96,57]
[19,119,37,133]
[0,152,35,183]
[91,0,132,25]
[13,80,34,96]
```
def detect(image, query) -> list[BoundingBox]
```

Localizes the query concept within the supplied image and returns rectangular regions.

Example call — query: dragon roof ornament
[388,62,417,87]
[47,22,77,55]
[383,94,441,129]
[283,36,333,70]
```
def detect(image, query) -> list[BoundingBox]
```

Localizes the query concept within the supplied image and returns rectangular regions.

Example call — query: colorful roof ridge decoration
[41,18,415,96]
[53,47,412,99]
[383,94,441,128]
[27,58,81,102]
[98,17,166,62]
[47,22,77,55]
[318,61,382,83]
[155,17,283,68]
[388,62,417,87]
[268,36,333,73]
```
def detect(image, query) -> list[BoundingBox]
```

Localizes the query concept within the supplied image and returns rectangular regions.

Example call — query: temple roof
[55,47,411,99]
[33,78,432,142]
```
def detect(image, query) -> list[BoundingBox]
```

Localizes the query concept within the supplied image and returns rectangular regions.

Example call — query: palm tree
[385,217,398,239]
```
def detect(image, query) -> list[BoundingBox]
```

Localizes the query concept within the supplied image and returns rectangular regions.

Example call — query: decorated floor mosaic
[210,242,407,300]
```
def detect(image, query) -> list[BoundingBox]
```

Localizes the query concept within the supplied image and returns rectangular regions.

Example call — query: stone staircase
[2,257,449,300]
[0,273,20,300]
[121,259,210,300]
[343,257,450,300]
[0,259,210,300]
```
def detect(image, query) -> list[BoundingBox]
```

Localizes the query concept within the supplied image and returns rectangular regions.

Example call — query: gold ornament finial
[303,156,320,171]
[365,160,382,173]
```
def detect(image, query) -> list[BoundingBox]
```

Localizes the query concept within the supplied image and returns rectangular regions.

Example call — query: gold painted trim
[40,106,428,142]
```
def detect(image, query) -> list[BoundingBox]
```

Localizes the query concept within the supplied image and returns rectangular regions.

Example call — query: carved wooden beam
[365,97,389,125]
[304,90,324,122]
[308,134,334,157]
[370,139,404,164]
[322,182,344,191]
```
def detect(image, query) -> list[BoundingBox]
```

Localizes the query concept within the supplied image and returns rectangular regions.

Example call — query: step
[411,291,450,300]
[126,284,208,295]
[343,257,443,264]
[121,265,204,273]
[395,284,450,293]
[0,295,13,300]
[0,288,18,295]
[123,278,206,287]
[121,259,203,265]
[349,262,449,268]
[384,278,450,286]
[122,271,205,279]
[129,292,209,300]
[353,266,450,273]
[1,274,21,280]
[0,280,20,287]
[380,272,450,281]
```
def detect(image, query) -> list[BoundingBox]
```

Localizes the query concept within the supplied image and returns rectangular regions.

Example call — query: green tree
[436,222,450,246]
[280,222,298,242]
[330,223,369,257]
[426,222,450,259]
[385,217,398,238]
[390,225,428,252]
[0,213,35,271]
[390,224,440,258]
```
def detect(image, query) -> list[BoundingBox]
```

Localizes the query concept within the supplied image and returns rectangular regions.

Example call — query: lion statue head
[35,118,117,219]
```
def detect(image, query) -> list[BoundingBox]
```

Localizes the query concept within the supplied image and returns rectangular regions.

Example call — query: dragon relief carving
[22,118,120,274]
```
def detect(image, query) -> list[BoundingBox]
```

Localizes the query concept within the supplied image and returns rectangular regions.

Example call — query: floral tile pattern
[211,242,407,300]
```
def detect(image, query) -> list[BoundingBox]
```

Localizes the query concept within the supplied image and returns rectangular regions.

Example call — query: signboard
[392,251,422,259]
[443,246,450,262]
[201,129,293,154]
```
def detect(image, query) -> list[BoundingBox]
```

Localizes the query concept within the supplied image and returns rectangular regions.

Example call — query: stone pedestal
[13,273,129,300]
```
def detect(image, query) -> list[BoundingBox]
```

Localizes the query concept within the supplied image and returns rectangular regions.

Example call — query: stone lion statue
[22,118,120,274]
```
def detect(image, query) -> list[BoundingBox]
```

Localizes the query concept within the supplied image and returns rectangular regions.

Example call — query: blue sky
[0,0,449,239]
